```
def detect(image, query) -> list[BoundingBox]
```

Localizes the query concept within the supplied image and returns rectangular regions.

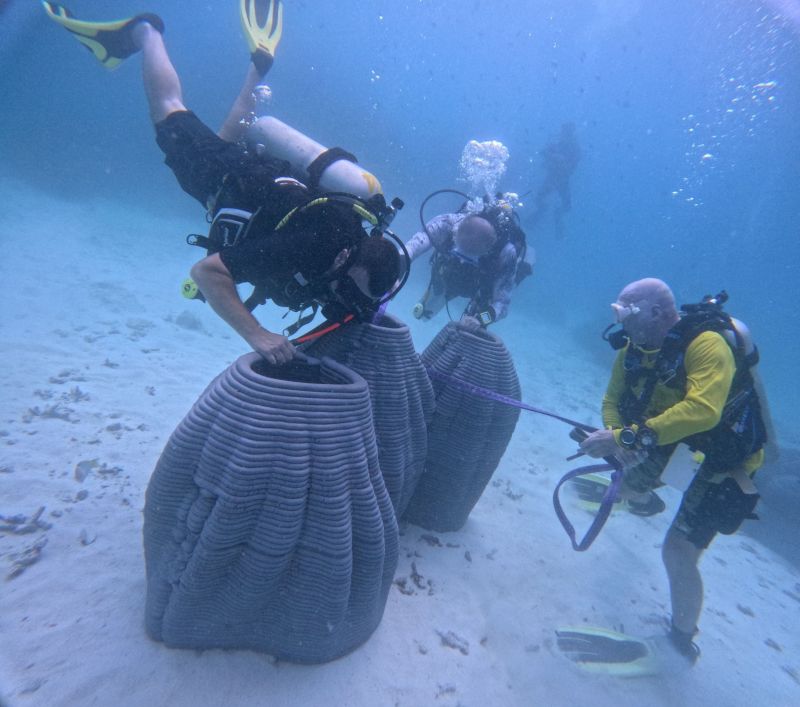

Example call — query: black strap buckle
[283,305,318,337]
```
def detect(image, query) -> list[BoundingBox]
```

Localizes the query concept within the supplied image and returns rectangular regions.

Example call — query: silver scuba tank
[246,116,383,201]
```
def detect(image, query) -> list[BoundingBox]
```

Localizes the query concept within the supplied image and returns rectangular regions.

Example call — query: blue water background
[1,0,798,440]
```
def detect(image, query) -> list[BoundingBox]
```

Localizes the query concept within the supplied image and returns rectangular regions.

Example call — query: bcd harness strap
[619,304,767,472]
[621,310,744,423]
[186,189,406,338]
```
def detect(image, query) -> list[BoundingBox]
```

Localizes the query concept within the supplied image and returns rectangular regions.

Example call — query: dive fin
[555,626,661,677]
[42,1,163,70]
[570,473,625,512]
[570,474,665,516]
[240,0,284,75]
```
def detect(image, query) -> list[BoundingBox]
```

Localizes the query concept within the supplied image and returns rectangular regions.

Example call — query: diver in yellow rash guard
[579,278,768,665]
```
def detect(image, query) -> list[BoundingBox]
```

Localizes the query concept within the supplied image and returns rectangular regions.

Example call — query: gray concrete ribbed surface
[402,322,521,532]
[303,314,435,516]
[143,353,398,664]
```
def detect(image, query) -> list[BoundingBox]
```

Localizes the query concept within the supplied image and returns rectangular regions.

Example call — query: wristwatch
[476,306,496,327]
[619,426,638,449]
[619,426,657,450]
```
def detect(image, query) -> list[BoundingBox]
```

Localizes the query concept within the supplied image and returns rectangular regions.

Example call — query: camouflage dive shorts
[622,445,759,550]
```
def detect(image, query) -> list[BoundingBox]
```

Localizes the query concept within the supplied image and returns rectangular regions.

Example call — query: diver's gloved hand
[240,0,284,76]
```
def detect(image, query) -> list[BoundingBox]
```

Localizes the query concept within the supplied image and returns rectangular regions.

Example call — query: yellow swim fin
[571,473,666,516]
[555,626,661,678]
[240,0,284,75]
[570,473,625,513]
[42,1,164,70]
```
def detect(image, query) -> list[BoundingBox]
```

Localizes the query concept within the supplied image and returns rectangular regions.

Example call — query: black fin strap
[251,50,274,77]
[243,284,269,312]
[306,148,357,191]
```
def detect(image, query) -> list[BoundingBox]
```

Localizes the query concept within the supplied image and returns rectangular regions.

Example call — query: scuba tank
[246,117,383,201]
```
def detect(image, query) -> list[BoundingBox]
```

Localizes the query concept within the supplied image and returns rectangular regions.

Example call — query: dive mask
[610,301,641,323]
[452,247,480,265]
[328,274,382,322]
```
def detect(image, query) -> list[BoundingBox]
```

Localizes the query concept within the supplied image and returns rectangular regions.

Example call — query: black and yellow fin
[240,0,283,75]
[42,1,164,70]
[555,626,661,678]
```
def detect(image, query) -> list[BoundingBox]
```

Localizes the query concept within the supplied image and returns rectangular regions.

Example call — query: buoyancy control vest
[617,292,767,472]
[188,182,363,311]
[180,122,409,334]
[479,200,532,285]
[428,203,528,303]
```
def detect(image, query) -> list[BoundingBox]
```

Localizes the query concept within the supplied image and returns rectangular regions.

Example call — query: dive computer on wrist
[636,426,657,449]
[619,427,637,449]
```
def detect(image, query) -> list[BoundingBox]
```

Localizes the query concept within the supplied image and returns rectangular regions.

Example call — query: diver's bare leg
[132,22,186,123]
[218,64,264,142]
[662,528,705,634]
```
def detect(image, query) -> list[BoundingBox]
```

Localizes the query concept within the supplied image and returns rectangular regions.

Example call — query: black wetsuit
[155,110,366,308]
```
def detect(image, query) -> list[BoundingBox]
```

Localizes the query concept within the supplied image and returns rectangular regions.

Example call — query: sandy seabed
[1,175,798,707]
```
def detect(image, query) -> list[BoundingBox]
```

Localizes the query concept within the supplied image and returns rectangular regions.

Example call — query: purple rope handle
[425,366,623,551]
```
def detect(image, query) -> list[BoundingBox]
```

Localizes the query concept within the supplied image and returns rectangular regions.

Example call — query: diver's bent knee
[662,528,701,569]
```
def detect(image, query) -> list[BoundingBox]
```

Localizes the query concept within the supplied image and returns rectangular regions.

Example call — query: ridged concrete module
[303,314,435,517]
[403,322,521,531]
[143,353,398,664]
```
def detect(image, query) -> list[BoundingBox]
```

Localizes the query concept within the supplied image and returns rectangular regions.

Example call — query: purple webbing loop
[424,366,624,551]
[552,463,622,551]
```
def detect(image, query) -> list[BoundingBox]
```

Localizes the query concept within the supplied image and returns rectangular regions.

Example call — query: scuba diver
[530,122,581,239]
[42,0,406,365]
[577,278,768,666]
[406,194,532,330]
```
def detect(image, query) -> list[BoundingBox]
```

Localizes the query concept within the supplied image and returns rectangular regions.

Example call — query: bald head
[618,278,677,312]
[454,216,497,259]
[613,278,680,347]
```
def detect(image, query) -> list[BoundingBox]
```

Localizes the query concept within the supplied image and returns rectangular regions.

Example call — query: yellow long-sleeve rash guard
[602,330,734,445]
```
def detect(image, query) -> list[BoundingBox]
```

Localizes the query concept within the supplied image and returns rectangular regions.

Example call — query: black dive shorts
[155,110,249,208]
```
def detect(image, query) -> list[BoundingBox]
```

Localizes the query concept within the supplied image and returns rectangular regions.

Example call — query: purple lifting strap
[552,462,622,552]
[424,367,595,431]
[424,366,623,551]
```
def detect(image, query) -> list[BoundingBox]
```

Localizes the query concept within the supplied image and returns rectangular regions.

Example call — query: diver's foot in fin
[627,491,666,517]
[240,0,284,76]
[42,1,164,70]
[667,623,700,664]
